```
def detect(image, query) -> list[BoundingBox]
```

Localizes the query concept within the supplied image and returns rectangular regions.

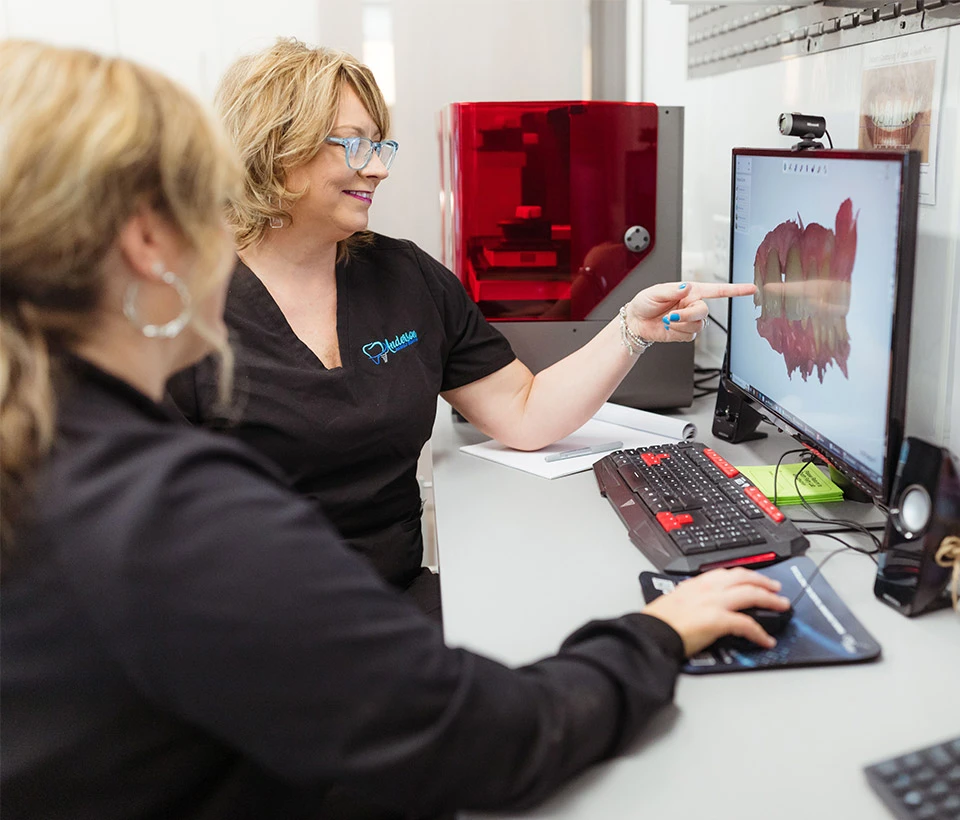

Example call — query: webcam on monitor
[778,112,832,151]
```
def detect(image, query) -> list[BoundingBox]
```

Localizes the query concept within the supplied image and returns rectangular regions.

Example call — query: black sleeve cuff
[629,612,686,665]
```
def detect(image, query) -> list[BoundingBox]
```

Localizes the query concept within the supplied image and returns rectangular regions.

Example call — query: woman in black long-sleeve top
[0,40,789,820]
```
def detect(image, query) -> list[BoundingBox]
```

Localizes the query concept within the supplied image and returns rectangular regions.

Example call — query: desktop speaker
[874,437,960,617]
[712,377,767,443]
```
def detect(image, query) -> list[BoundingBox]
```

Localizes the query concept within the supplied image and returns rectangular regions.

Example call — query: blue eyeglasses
[325,136,399,171]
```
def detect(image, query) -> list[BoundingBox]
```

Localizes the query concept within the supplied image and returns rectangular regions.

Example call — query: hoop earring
[123,268,192,339]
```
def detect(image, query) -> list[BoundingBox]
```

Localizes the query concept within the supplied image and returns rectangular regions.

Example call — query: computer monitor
[723,148,921,505]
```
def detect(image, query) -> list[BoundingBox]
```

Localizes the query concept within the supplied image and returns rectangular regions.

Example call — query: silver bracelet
[619,305,655,356]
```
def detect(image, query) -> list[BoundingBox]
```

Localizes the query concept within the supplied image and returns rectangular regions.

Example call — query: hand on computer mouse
[643,567,792,656]
[740,605,794,636]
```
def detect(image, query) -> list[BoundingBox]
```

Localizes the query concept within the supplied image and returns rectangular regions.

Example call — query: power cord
[706,314,728,334]
[791,458,883,553]
[778,454,883,608]
[789,519,886,534]
[693,365,722,399]
[787,541,878,610]
[770,446,884,553]
[771,447,806,508]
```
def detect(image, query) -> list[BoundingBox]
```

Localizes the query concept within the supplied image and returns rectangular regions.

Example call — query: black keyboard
[865,736,960,819]
[593,440,808,574]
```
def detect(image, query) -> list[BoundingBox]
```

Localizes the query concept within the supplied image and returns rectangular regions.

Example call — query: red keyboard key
[743,486,786,523]
[703,448,740,478]
[655,512,681,532]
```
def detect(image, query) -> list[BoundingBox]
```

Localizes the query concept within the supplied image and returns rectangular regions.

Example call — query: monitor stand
[789,468,888,534]
[829,466,874,505]
[712,379,767,444]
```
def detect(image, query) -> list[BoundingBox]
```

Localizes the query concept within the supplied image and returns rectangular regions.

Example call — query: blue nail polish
[670,312,680,322]
[678,283,688,290]
[662,317,670,327]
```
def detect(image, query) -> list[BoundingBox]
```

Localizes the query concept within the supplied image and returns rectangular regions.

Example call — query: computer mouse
[740,605,794,636]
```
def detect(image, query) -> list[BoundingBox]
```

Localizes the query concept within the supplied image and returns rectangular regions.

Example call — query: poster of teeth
[859,28,947,206]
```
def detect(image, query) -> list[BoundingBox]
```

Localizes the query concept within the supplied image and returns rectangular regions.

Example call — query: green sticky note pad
[737,463,844,506]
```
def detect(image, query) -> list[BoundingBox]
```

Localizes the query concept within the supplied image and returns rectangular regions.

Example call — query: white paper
[592,402,696,441]
[459,403,696,479]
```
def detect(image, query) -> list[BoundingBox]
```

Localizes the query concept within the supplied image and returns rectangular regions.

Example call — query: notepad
[459,403,696,479]
[737,462,844,506]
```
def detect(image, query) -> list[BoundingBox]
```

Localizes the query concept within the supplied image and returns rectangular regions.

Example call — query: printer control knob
[624,226,650,253]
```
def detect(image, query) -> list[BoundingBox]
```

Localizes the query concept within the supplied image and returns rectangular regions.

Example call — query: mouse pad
[645,556,883,675]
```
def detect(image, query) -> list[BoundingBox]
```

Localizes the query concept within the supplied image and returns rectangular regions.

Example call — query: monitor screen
[724,148,920,503]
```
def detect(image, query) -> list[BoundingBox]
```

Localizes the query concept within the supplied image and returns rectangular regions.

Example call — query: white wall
[642,0,960,453]
[0,0,325,99]
[373,0,586,255]
[0,0,586,259]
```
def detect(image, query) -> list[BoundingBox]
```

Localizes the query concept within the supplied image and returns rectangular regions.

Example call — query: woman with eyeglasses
[168,39,755,616]
[1,40,791,820]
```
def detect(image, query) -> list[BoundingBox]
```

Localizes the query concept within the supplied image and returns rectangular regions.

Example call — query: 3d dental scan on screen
[724,148,921,504]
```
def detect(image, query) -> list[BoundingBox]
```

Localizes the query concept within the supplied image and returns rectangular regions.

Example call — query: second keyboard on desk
[593,441,809,575]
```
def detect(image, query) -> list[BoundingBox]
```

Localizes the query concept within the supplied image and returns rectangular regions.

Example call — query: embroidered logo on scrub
[362,330,419,365]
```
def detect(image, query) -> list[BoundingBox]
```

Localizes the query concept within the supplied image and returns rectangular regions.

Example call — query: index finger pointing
[690,282,757,301]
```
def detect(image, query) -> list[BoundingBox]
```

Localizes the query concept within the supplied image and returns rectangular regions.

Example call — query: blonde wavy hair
[0,40,242,558]
[216,38,390,257]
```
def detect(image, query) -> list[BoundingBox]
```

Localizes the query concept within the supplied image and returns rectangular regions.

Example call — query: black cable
[809,534,878,563]
[788,540,878,610]
[706,314,728,334]
[792,459,882,553]
[694,369,721,397]
[792,520,886,533]
[824,129,834,149]
[770,445,884,552]
[764,451,883,609]
[771,447,807,508]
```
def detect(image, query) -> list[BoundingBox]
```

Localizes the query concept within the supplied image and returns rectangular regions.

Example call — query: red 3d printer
[439,101,693,408]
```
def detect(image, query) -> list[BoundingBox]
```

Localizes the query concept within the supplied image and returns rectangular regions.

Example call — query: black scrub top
[167,234,516,588]
[0,358,685,820]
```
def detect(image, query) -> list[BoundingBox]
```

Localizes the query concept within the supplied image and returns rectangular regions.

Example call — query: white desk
[430,396,959,820]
